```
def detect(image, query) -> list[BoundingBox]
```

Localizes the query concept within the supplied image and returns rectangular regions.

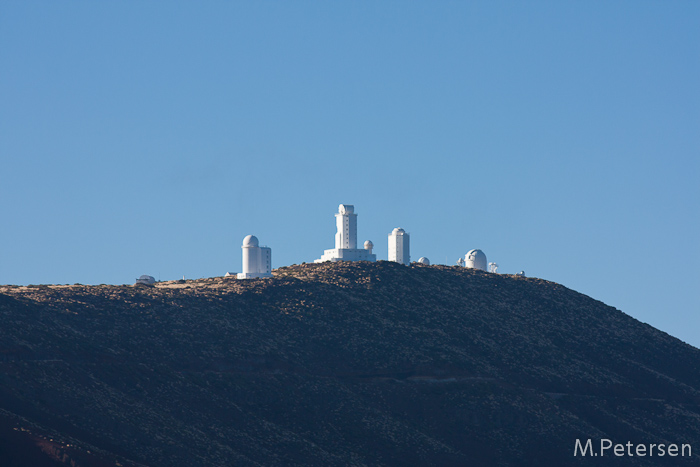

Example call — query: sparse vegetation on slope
[0,262,698,466]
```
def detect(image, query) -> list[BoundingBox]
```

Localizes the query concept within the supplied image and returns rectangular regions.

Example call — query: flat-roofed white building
[388,227,410,265]
[237,235,273,279]
[315,204,376,263]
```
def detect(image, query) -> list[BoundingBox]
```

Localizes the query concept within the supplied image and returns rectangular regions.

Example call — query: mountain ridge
[0,261,698,466]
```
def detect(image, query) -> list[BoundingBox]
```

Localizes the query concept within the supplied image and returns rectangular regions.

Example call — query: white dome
[338,204,354,214]
[465,249,487,271]
[364,240,373,250]
[391,227,405,235]
[136,275,155,285]
[242,235,259,248]
[417,257,430,265]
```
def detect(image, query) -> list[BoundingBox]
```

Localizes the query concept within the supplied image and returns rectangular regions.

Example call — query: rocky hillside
[0,261,699,466]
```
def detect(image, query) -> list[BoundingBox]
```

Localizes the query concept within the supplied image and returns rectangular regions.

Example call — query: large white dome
[465,249,487,271]
[417,257,430,265]
[135,275,155,285]
[242,235,259,248]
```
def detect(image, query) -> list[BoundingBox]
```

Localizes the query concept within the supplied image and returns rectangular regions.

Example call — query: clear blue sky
[1,2,698,346]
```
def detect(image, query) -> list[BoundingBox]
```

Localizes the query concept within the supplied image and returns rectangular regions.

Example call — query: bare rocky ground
[0,261,699,466]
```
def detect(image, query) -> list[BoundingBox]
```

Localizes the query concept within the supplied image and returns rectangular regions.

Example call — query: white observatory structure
[135,275,156,285]
[237,235,273,279]
[417,257,430,265]
[464,249,487,271]
[315,205,376,262]
[388,228,410,265]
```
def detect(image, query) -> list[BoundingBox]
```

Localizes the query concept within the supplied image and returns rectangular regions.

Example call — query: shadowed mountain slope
[0,261,699,466]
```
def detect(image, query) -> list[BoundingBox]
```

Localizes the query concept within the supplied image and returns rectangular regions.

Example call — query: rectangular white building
[237,235,273,279]
[388,228,410,265]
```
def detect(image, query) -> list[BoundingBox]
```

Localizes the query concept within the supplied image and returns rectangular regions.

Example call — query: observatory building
[464,249,487,271]
[417,257,430,265]
[237,235,272,279]
[315,204,376,263]
[135,275,156,286]
[388,228,410,265]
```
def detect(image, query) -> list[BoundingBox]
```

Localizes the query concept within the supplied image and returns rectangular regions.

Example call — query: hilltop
[0,262,699,466]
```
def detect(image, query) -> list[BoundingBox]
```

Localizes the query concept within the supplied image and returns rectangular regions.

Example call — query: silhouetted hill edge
[0,261,698,466]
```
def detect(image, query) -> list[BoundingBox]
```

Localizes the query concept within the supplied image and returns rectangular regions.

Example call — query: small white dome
[465,249,487,271]
[364,240,373,250]
[417,257,430,265]
[391,227,405,235]
[242,235,259,248]
[338,204,354,214]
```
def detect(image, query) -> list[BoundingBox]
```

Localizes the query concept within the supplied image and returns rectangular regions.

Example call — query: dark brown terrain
[0,261,699,466]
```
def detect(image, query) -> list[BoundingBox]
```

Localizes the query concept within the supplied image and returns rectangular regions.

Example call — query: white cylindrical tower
[335,204,357,249]
[388,228,410,265]
[465,249,487,271]
[316,204,376,263]
[241,235,260,275]
[238,235,273,278]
